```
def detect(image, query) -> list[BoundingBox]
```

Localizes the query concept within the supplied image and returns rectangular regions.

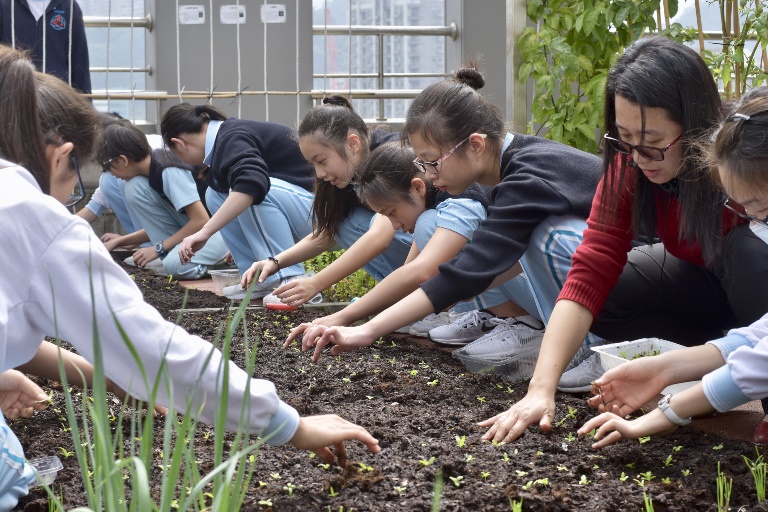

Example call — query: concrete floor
[178,276,764,444]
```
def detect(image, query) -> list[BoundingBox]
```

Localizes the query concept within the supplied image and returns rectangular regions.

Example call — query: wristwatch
[658,394,691,426]
[154,241,167,257]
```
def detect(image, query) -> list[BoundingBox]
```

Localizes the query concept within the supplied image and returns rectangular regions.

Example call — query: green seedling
[328,486,339,498]
[58,447,75,459]
[664,455,674,466]
[681,469,691,477]
[455,435,466,448]
[713,443,724,451]
[579,475,591,485]
[743,447,767,502]
[481,471,491,480]
[672,445,683,452]
[270,472,281,480]
[366,395,374,400]
[477,396,486,403]
[393,485,406,493]
[409,369,418,376]
[564,432,576,443]
[587,429,597,438]
[427,379,439,386]
[465,454,474,462]
[643,492,655,512]
[521,480,533,491]
[638,436,651,444]
[515,470,528,477]
[716,462,732,512]
[419,457,435,467]
[318,463,331,470]
[502,452,510,463]
[556,406,578,427]
[625,462,636,469]
[357,463,373,473]
[509,497,524,512]
[342,377,351,383]
[534,478,549,487]
[557,465,569,472]
[283,483,296,496]
[633,478,646,488]
[619,472,629,482]
[638,471,656,481]
[661,477,671,484]
[257,499,273,507]
[258,481,267,487]
[449,476,464,488]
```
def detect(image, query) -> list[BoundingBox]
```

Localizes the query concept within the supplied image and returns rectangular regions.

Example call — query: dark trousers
[591,224,768,412]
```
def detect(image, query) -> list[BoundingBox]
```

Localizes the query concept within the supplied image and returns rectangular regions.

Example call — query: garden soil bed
[13,264,768,511]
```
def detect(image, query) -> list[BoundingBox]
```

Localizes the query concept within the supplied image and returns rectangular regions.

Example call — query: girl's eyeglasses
[603,132,684,161]
[65,157,85,208]
[412,134,486,175]
[724,197,768,228]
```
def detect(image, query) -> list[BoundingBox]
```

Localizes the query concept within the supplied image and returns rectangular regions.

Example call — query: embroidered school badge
[50,13,67,30]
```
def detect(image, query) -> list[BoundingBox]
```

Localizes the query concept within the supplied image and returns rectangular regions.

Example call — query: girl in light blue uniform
[98,120,229,279]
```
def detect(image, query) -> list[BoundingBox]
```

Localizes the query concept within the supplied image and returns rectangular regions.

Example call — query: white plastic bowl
[208,269,241,292]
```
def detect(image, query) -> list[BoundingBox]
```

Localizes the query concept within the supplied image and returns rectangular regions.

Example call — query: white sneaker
[428,310,498,345]
[223,279,276,300]
[557,353,605,393]
[459,318,545,358]
[564,340,606,372]
[408,311,460,337]
[123,255,164,271]
[262,275,323,306]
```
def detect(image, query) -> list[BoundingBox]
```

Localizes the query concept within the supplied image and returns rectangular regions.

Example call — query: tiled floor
[177,277,763,444]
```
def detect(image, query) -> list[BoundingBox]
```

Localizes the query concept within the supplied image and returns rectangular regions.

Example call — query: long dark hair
[98,118,152,168]
[602,36,723,265]
[403,63,505,159]
[709,86,768,192]
[160,103,228,149]
[297,95,369,239]
[355,142,436,208]
[0,46,49,191]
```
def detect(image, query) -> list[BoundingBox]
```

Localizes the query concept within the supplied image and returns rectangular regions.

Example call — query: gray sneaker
[407,311,460,337]
[428,310,497,345]
[262,275,323,305]
[557,353,604,393]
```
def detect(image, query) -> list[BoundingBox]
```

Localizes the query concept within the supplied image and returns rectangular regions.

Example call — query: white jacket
[0,162,298,445]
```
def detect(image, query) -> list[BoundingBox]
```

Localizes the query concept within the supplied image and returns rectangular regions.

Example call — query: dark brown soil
[13,264,768,511]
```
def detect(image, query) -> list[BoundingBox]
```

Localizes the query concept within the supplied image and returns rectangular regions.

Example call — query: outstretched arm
[179,191,253,264]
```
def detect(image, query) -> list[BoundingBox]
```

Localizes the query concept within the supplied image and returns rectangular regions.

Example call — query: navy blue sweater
[420,134,603,312]
[207,119,314,204]
[1,0,91,94]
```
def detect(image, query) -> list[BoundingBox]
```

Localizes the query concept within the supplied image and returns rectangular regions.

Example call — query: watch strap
[658,394,691,426]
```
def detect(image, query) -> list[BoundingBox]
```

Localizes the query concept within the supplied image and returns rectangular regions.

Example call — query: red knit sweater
[558,158,743,318]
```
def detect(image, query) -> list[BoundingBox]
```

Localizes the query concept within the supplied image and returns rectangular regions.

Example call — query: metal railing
[312,23,458,119]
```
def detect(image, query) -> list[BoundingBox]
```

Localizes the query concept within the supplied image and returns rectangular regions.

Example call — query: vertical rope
[209,0,214,104]
[68,0,73,87]
[106,0,112,111]
[322,0,327,98]
[236,0,242,117]
[347,0,352,99]
[10,0,15,47]
[130,0,136,121]
[176,0,182,102]
[42,4,46,72]
[263,0,269,120]
[295,0,300,126]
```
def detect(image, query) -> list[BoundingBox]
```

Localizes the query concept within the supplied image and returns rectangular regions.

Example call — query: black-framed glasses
[724,197,768,228]
[100,155,118,172]
[412,134,486,175]
[603,132,684,161]
[65,157,85,208]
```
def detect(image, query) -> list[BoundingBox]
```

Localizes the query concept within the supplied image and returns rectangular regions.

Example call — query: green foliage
[743,447,767,503]
[518,0,661,153]
[717,461,733,512]
[303,249,376,302]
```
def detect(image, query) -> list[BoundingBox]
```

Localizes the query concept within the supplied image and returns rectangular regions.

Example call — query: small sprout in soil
[309,452,316,459]
[496,383,504,389]
[535,451,544,456]
[481,471,491,480]
[743,447,767,502]
[258,499,273,507]
[342,377,351,383]
[375,338,385,346]
[270,472,281,480]
[579,475,591,485]
[449,476,464,488]
[58,447,74,459]
[515,470,528,477]
[556,406,578,427]
[502,453,510,463]
[409,370,418,376]
[393,486,407,494]
[713,443,724,451]
[564,432,576,443]
[717,461,732,512]
[505,387,514,394]
[465,454,475,462]
[318,463,331,470]
[283,483,296,496]
[373,354,380,359]
[557,465,569,472]
[328,486,339,497]
[509,497,524,512]
[300,366,306,374]
[390,357,397,365]
[534,478,549,487]
[638,471,656,482]
[633,478,646,488]
[592,464,600,469]
[419,457,435,466]
[619,472,629,482]
[664,455,674,466]
[419,361,429,368]
[625,462,636,469]
[455,435,467,448]
[661,477,672,484]
[357,463,373,473]
[521,481,533,491]
[643,492,654,512]
[681,469,691,477]
[366,395,374,400]
[586,429,597,438]
[672,445,683,452]
[258,481,267,487]
[477,396,486,403]
[638,436,651,444]
[427,379,439,386]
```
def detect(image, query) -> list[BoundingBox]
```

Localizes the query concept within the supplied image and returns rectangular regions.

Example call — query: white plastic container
[591,338,699,395]
[208,269,241,292]
[28,455,63,487]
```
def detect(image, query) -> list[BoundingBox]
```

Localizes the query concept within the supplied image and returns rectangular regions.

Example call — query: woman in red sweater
[481,36,768,443]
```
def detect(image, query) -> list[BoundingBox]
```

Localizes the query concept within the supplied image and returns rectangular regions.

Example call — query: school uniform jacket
[420,134,603,313]
[206,119,313,204]
[0,0,91,93]
[0,161,298,445]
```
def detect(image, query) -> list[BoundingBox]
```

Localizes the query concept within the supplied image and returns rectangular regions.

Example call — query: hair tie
[727,113,751,123]
[194,104,205,115]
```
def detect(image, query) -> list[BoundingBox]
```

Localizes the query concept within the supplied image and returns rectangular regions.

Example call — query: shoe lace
[455,310,488,327]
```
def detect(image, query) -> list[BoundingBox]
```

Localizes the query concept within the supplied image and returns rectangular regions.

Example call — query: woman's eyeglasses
[65,157,85,208]
[603,132,684,161]
[724,197,768,228]
[412,134,486,175]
